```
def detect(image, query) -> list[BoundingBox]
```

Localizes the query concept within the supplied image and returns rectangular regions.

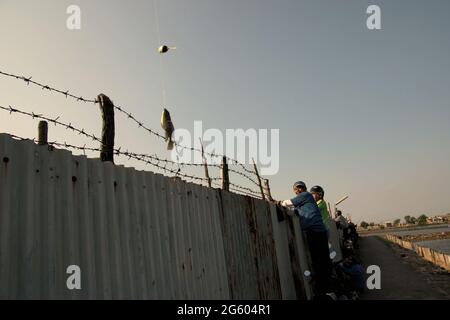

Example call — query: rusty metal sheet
[0,133,314,300]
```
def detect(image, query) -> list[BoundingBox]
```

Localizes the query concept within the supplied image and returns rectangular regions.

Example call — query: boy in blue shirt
[280,181,334,299]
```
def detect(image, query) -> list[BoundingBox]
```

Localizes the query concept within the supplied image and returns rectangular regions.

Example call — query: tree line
[359,214,429,229]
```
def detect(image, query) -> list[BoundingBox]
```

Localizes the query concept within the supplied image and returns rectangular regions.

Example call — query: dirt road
[358,236,450,300]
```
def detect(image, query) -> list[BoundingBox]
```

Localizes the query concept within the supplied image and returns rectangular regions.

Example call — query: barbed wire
[1,91,264,194]
[0,69,257,176]
[7,132,212,183]
[230,188,261,199]
[229,167,259,186]
[212,180,261,198]
[0,104,199,179]
[122,154,208,183]
[230,183,261,197]
[7,133,263,197]
[0,70,97,104]
[0,104,102,144]
[0,105,258,185]
[121,150,259,186]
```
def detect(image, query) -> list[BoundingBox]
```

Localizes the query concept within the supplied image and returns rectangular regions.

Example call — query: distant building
[427,216,443,224]
[383,221,393,228]
[427,214,450,224]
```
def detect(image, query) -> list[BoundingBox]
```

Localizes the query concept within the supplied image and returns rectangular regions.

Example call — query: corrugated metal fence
[0,133,340,300]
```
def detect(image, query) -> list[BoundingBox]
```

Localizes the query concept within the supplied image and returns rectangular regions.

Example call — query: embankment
[385,234,450,272]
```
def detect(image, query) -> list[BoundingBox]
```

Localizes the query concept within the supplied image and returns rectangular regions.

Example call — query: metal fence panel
[328,219,343,262]
[0,134,316,300]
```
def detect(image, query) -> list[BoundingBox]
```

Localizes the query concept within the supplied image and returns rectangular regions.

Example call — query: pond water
[415,239,450,255]
[390,225,450,255]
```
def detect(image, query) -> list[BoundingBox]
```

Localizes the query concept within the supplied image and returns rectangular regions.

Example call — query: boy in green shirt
[310,185,330,230]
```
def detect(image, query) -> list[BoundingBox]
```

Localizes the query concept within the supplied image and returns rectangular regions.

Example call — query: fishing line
[153,0,182,176]
[153,0,167,107]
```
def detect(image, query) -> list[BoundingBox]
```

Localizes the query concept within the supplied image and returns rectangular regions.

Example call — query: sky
[1,0,450,223]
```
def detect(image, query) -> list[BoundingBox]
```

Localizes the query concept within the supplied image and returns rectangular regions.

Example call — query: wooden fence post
[221,156,229,191]
[98,94,115,163]
[200,139,212,188]
[263,178,274,202]
[37,121,48,145]
[252,159,265,201]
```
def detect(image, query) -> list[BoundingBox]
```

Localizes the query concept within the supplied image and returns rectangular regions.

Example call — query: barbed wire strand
[1,102,263,193]
[7,131,210,183]
[0,69,257,176]
[0,104,102,144]
[0,104,258,185]
[212,180,261,198]
[9,134,260,198]
[122,150,259,186]
[2,108,261,194]
[0,70,97,104]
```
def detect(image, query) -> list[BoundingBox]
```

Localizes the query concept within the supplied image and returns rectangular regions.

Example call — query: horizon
[361,212,450,225]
